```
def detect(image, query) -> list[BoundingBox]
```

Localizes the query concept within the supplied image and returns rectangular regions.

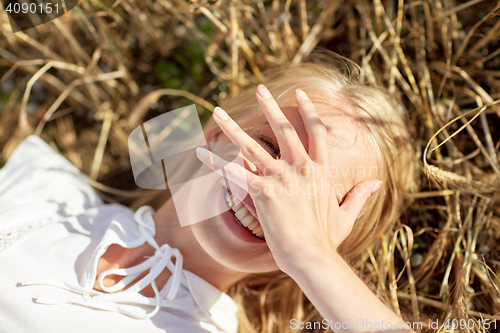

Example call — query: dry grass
[1,0,500,332]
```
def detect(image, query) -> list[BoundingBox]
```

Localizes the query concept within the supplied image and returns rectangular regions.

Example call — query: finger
[212,107,279,174]
[195,146,258,192]
[339,179,383,220]
[256,84,308,163]
[295,89,329,164]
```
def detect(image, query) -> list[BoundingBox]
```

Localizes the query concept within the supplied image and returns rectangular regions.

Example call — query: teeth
[240,215,254,227]
[251,224,264,238]
[253,229,264,238]
[247,220,259,230]
[224,192,265,240]
[235,207,248,220]
[224,192,235,207]
[251,225,263,234]
[225,192,243,210]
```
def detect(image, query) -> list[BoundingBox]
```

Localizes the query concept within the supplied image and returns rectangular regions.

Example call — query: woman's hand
[196,84,382,273]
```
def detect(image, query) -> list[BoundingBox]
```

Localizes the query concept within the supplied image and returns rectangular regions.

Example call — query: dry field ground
[1,0,500,332]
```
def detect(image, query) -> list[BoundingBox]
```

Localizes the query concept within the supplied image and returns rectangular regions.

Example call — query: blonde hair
[201,53,415,333]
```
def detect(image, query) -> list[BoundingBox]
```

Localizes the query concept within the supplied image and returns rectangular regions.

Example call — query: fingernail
[257,84,271,99]
[296,89,309,100]
[196,147,210,159]
[370,181,383,194]
[213,107,229,121]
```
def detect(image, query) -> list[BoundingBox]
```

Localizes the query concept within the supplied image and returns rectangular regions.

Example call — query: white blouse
[0,136,238,333]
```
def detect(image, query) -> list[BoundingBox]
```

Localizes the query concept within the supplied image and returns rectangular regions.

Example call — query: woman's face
[189,94,379,273]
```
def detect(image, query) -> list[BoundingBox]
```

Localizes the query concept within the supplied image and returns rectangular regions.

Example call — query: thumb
[339,179,383,220]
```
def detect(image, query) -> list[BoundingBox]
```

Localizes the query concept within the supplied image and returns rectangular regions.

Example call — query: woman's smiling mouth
[223,188,265,240]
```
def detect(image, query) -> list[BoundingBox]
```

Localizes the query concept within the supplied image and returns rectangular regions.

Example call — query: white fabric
[0,135,238,333]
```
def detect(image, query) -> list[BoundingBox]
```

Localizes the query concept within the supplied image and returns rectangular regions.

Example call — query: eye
[258,135,281,159]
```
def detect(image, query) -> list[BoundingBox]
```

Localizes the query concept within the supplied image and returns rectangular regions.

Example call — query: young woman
[0,57,415,332]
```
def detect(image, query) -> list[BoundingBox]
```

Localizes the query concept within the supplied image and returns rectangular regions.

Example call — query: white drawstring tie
[18,206,201,320]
